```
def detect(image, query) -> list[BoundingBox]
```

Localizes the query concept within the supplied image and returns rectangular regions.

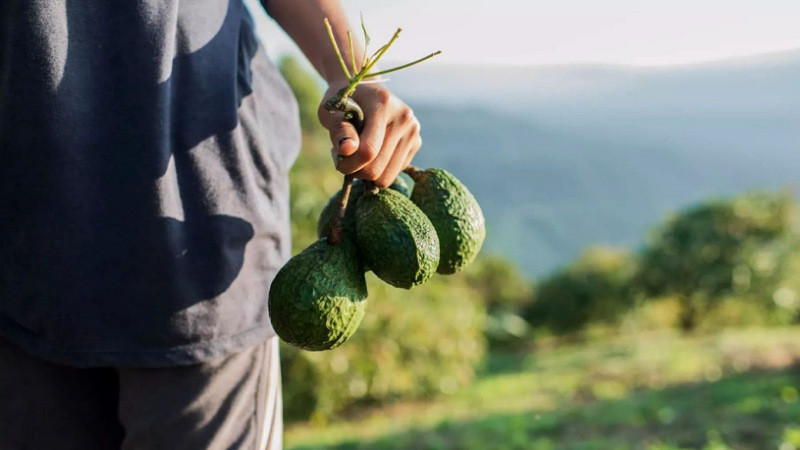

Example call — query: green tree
[636,191,798,330]
[524,246,637,334]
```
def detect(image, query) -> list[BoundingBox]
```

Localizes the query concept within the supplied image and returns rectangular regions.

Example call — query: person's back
[0,0,300,366]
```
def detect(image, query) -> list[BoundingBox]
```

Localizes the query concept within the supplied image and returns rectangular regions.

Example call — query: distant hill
[388,50,800,277]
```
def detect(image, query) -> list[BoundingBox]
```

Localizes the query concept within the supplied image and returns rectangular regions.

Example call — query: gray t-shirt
[0,0,300,367]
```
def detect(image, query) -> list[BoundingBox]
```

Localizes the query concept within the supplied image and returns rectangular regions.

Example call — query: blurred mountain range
[387,49,800,277]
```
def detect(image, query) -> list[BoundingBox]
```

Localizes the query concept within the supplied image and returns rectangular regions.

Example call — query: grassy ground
[285,327,800,449]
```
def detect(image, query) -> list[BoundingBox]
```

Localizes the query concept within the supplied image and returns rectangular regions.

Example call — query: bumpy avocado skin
[356,189,440,289]
[410,169,485,274]
[268,238,368,351]
[317,178,410,239]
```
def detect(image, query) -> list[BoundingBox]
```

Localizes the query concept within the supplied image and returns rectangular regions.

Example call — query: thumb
[328,120,360,158]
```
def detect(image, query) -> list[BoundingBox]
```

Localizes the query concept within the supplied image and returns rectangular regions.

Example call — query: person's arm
[267,0,422,188]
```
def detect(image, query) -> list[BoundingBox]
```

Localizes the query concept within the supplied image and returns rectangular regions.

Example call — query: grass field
[285,328,800,450]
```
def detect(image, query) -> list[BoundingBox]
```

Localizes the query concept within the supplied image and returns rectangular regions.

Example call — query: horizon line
[368,46,800,71]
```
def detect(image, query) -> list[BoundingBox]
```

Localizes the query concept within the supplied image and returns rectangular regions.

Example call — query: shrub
[523,246,637,334]
[635,191,799,330]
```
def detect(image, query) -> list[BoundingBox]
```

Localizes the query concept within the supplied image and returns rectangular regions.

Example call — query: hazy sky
[248,0,800,67]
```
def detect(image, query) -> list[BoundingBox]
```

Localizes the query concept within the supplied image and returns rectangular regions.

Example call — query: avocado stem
[403,165,423,181]
[364,180,379,195]
[327,173,355,245]
[324,93,364,133]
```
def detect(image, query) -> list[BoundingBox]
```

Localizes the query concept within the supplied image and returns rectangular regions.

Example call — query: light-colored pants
[0,336,282,450]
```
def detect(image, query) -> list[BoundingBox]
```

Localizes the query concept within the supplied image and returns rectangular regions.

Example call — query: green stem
[368,44,388,62]
[323,19,439,130]
[336,80,360,102]
[360,12,370,70]
[364,51,442,78]
[338,28,402,99]
[361,29,401,74]
[324,18,352,81]
[347,30,358,75]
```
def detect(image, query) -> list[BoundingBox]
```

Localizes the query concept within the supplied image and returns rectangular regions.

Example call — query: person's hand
[318,83,422,188]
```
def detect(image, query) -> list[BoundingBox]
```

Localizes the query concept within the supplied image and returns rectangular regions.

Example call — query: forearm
[266,0,362,86]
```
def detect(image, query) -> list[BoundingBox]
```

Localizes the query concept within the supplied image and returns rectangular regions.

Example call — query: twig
[324,18,351,80]
[347,31,358,75]
[364,51,442,78]
[360,13,370,70]
[361,29,401,76]
[327,174,356,245]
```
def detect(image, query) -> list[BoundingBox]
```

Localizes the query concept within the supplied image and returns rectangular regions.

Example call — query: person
[0,0,421,448]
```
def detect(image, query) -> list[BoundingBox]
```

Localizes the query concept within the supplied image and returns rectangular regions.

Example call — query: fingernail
[338,136,352,149]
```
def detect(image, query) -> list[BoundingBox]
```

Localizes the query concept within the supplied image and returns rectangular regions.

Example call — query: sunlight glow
[247,0,800,67]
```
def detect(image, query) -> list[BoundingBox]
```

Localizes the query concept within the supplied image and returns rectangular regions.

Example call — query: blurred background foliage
[636,191,800,330]
[277,56,800,447]
[524,246,638,335]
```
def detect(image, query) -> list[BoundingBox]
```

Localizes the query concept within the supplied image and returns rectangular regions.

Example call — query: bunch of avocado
[268,167,485,351]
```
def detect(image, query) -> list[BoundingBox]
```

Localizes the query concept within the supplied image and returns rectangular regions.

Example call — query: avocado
[407,168,485,274]
[356,188,439,289]
[388,174,412,197]
[268,237,368,351]
[317,177,411,239]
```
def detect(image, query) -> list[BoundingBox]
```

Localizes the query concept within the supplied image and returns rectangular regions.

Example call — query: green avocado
[356,188,439,289]
[408,168,485,274]
[388,174,412,197]
[317,177,411,239]
[268,237,368,351]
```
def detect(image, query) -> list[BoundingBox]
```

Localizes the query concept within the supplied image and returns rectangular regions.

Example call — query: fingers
[321,85,422,187]
[328,120,360,158]
[371,118,422,188]
[354,122,404,187]
[402,134,423,172]
[373,133,414,188]
[335,107,388,175]
[357,119,422,188]
[343,115,418,186]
